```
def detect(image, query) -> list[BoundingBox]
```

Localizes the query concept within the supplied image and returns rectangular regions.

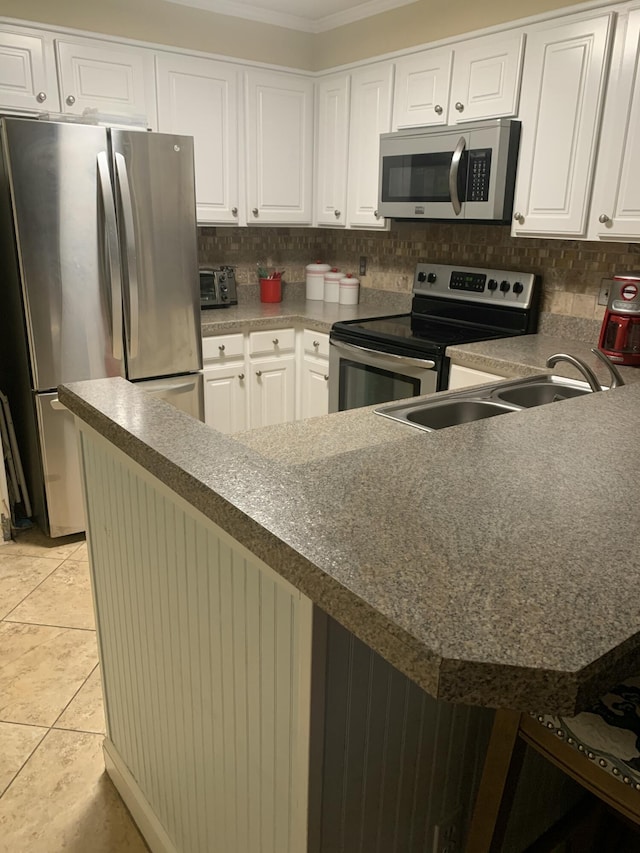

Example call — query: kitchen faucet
[545,350,625,391]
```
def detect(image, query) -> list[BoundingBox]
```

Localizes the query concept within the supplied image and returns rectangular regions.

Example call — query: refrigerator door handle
[97,151,123,362]
[114,152,140,359]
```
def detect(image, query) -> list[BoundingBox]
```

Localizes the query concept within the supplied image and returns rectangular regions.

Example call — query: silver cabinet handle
[252,208,259,217]
[232,207,238,217]
[66,94,76,106]
[97,151,123,362]
[599,214,611,224]
[238,373,245,380]
[334,209,341,218]
[324,374,329,381]
[449,136,466,216]
[218,344,225,351]
[256,370,262,377]
[513,212,524,224]
[272,338,279,345]
[313,340,319,347]
[434,104,443,115]
[374,210,380,219]
[36,92,47,103]
[114,152,140,359]
[331,339,435,370]
[455,101,464,112]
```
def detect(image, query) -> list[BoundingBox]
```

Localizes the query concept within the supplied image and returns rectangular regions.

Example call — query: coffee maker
[598,272,640,365]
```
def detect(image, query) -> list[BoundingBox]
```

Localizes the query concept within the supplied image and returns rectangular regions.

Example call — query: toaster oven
[200,267,238,308]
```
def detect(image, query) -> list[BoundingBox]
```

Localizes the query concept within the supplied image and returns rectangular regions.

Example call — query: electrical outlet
[359,255,367,276]
[433,807,463,853]
[599,278,613,306]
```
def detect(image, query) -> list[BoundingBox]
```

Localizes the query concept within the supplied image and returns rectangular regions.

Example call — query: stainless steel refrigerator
[0,117,203,538]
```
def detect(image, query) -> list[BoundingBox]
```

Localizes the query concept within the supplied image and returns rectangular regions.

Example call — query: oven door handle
[331,339,435,370]
[449,136,466,216]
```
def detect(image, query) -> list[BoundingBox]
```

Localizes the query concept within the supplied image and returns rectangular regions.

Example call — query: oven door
[329,339,439,413]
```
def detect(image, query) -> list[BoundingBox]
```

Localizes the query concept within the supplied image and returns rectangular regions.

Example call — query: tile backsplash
[198,223,640,324]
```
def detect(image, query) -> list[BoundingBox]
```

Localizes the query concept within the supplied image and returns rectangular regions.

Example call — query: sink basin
[495,381,591,407]
[374,373,595,432]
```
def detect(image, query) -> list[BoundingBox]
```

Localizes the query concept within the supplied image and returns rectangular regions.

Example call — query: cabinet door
[591,9,640,241]
[245,69,313,225]
[449,32,525,123]
[249,355,296,428]
[0,27,60,113]
[55,37,157,127]
[300,355,329,419]
[348,63,393,229]
[203,363,248,434]
[156,53,240,224]
[392,49,452,129]
[511,14,614,238]
[315,74,350,227]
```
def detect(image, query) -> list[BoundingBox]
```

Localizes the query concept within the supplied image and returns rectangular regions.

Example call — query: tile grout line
[0,552,82,622]
[2,618,97,632]
[0,726,49,799]
[51,661,101,731]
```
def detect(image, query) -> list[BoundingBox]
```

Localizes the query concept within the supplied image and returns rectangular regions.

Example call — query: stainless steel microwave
[378,118,520,223]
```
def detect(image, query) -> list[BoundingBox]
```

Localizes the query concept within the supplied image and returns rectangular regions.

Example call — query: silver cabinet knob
[66,95,76,106]
[272,338,279,346]
[36,92,47,103]
[455,101,464,112]
[232,207,238,217]
[334,209,341,218]
[513,212,524,224]
[324,374,329,381]
[599,213,611,224]
[434,104,443,115]
[238,373,245,380]
[218,344,225,351]
[252,208,259,217]
[313,340,319,348]
[374,210,380,219]
[256,370,262,377]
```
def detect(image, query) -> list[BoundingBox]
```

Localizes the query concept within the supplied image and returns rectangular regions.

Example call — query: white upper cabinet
[245,69,314,225]
[315,73,350,227]
[449,32,525,123]
[156,53,240,225]
[590,7,640,241]
[347,63,393,229]
[0,26,59,113]
[392,49,452,128]
[511,13,614,238]
[55,36,157,127]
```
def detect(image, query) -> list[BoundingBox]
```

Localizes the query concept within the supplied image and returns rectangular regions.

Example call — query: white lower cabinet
[448,364,506,390]
[202,333,248,433]
[299,330,330,418]
[250,355,296,427]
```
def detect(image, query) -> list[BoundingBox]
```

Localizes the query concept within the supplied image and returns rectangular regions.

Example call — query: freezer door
[2,119,123,390]
[34,392,85,537]
[111,130,202,381]
[136,373,204,422]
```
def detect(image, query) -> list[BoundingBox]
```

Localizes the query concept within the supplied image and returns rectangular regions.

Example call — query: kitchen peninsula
[60,373,640,853]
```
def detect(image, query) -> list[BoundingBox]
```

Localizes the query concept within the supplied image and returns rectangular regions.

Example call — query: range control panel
[413,263,537,309]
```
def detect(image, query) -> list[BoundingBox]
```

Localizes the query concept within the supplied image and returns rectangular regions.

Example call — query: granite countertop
[59,366,640,717]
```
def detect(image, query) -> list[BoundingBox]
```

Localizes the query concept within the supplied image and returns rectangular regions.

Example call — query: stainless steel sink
[374,374,595,432]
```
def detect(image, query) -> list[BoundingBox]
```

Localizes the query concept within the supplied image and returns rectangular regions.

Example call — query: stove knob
[500,280,511,293]
[417,271,426,283]
[487,279,498,291]
[513,282,524,295]
[427,272,437,283]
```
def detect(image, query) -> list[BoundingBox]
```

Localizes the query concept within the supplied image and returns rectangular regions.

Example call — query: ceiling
[164,0,418,33]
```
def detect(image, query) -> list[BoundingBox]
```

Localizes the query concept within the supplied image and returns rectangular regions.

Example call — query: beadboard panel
[78,423,312,853]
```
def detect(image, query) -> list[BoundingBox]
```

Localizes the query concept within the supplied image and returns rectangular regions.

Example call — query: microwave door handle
[114,152,139,359]
[97,151,123,362]
[449,136,466,216]
[332,339,435,369]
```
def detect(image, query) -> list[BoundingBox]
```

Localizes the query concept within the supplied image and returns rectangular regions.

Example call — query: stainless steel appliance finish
[329,263,539,414]
[378,119,520,222]
[0,118,202,537]
[200,266,238,308]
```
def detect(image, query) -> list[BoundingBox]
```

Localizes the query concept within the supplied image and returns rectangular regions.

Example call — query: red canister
[260,277,282,303]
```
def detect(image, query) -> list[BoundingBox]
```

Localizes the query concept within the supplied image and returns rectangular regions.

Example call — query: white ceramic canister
[306,261,331,300]
[324,268,342,303]
[339,273,360,305]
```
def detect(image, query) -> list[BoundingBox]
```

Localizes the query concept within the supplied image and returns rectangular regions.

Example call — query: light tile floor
[0,527,149,852]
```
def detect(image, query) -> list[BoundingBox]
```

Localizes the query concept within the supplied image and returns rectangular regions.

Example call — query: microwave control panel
[467,150,491,202]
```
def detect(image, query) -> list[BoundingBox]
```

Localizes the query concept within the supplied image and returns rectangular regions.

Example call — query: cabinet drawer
[202,333,244,362]
[302,329,329,358]
[249,328,295,356]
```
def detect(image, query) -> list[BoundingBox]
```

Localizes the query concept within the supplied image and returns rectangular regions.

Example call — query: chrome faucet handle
[590,347,625,389]
[545,352,602,392]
